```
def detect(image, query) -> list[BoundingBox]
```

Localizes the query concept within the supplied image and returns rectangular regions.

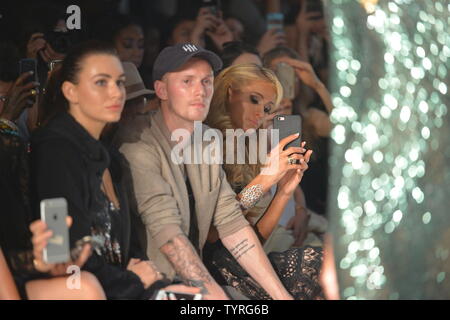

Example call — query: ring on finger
[30,89,37,96]
[288,157,297,165]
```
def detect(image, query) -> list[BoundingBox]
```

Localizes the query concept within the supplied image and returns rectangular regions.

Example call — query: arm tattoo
[160,235,213,295]
[229,238,256,261]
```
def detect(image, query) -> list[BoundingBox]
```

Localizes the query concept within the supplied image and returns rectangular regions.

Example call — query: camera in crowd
[44,30,83,55]
[201,0,221,17]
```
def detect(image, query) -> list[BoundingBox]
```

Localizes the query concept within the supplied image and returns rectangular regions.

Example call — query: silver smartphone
[40,198,70,264]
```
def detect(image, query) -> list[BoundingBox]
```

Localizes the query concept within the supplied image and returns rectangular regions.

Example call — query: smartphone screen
[18,58,38,106]
[40,198,70,264]
[18,59,37,85]
[275,62,296,100]
[273,115,302,150]
[267,12,284,32]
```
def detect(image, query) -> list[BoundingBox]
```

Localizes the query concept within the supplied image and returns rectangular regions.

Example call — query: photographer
[190,6,233,52]
[0,41,40,141]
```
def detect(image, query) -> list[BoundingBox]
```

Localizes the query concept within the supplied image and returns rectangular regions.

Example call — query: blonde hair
[206,63,283,192]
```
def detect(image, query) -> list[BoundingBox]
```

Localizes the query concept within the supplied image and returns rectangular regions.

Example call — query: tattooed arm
[160,234,229,300]
[221,225,293,300]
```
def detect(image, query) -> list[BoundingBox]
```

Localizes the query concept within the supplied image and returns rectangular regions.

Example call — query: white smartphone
[155,290,203,300]
[40,198,70,263]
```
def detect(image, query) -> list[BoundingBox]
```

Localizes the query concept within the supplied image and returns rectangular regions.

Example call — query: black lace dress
[203,186,324,300]
[0,122,49,299]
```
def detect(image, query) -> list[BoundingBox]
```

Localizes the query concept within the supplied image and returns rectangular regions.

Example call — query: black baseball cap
[152,43,223,81]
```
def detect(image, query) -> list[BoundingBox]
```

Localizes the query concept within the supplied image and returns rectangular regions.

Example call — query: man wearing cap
[117,43,293,300]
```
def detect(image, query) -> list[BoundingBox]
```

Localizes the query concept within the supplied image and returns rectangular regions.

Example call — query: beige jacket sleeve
[213,167,250,239]
[120,142,184,249]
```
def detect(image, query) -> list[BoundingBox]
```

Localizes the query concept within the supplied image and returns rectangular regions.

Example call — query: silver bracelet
[239,184,264,210]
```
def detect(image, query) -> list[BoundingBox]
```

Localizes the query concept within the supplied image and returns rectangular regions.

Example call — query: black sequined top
[30,112,150,299]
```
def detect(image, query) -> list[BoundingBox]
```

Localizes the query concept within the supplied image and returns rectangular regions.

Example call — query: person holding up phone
[30,41,199,300]
[190,6,234,51]
[255,0,287,56]
[0,83,104,299]
[293,0,329,84]
[263,46,333,131]
[263,46,333,217]
[205,63,324,300]
[0,71,39,124]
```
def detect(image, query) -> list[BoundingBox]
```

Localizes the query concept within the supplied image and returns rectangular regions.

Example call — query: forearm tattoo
[160,235,213,294]
[229,238,256,261]
[238,184,264,210]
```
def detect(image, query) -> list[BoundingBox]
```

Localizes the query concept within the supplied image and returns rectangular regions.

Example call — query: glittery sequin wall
[326,0,450,299]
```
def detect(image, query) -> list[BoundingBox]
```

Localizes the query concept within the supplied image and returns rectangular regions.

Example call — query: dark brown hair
[39,40,118,126]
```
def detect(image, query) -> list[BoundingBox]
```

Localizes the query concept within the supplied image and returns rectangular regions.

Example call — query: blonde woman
[204,64,323,300]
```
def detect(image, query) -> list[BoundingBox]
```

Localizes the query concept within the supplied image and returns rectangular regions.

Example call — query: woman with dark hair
[0,69,104,300]
[30,40,199,299]
[93,14,145,68]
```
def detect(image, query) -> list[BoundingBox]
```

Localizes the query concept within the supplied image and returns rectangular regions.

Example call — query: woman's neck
[68,109,105,140]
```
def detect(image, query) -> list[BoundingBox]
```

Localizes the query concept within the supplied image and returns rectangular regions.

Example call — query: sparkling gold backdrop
[326,0,450,299]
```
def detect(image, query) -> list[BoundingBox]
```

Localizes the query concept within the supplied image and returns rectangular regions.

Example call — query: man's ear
[61,81,78,104]
[154,80,168,101]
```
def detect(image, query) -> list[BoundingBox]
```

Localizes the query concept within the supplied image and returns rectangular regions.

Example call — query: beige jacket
[116,110,249,279]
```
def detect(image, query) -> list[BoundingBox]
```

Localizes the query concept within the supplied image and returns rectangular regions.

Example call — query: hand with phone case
[193,7,233,51]
[29,214,92,275]
[0,70,39,121]
[191,7,221,47]
[259,131,309,187]
[272,56,333,113]
[272,115,313,196]
[257,28,287,56]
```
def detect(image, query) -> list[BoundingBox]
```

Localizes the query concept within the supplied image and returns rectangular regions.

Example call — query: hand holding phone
[273,115,302,150]
[30,214,93,275]
[266,12,284,33]
[0,71,39,121]
[40,198,70,264]
[18,58,39,107]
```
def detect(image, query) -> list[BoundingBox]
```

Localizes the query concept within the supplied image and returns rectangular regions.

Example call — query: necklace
[101,177,120,210]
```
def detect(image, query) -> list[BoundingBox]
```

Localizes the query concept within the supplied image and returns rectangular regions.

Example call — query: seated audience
[30,40,199,299]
